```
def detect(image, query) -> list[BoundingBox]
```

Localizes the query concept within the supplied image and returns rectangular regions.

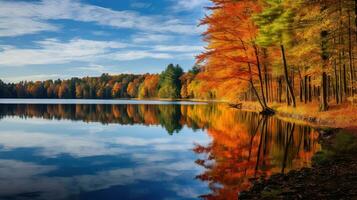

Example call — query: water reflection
[193,113,320,199]
[0,103,321,200]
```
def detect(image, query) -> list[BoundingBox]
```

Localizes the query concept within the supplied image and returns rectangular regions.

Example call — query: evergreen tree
[158,64,184,98]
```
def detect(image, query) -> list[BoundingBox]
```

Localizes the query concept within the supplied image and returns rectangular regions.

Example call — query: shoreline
[0,98,356,128]
[237,101,357,129]
[239,129,357,200]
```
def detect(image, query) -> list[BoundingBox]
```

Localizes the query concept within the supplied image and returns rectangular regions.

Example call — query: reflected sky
[0,102,321,200]
[0,114,211,200]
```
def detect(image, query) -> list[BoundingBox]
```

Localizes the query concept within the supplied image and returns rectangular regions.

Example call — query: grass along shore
[236,101,357,129]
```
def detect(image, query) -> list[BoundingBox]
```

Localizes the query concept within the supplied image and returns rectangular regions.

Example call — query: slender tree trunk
[355,0,357,41]
[300,79,303,103]
[340,52,344,101]
[339,0,345,101]
[280,45,296,107]
[320,72,329,111]
[263,48,269,102]
[343,64,348,97]
[334,60,340,104]
[240,39,273,114]
[348,11,354,97]
[270,75,273,102]
[309,76,312,102]
[327,75,330,102]
[254,45,268,108]
[278,78,282,103]
[298,68,303,102]
[286,82,290,106]
[320,29,329,110]
[304,75,308,104]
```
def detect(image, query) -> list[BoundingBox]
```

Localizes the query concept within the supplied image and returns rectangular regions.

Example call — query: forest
[0,64,199,100]
[196,0,357,113]
[1,0,356,113]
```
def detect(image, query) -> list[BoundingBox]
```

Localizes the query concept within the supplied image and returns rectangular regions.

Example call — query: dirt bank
[239,130,357,200]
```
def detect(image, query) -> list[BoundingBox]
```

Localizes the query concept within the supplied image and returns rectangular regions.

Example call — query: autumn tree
[253,0,297,107]
[197,0,274,113]
[138,74,159,98]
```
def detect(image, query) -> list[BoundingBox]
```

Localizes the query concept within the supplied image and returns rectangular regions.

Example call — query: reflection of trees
[0,103,321,199]
[0,104,188,133]
[191,106,321,200]
[157,105,182,134]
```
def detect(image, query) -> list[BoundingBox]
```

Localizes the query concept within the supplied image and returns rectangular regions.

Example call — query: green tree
[158,64,183,99]
[254,0,296,107]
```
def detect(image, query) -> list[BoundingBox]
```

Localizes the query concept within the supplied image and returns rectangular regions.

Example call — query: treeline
[0,64,200,99]
[196,0,357,112]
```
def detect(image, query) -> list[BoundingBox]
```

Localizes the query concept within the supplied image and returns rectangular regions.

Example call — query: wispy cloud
[130,1,152,9]
[0,17,58,37]
[0,38,126,66]
[153,45,203,52]
[0,38,203,67]
[110,51,173,61]
[132,33,174,44]
[172,0,210,11]
[75,64,107,73]
[1,74,65,82]
[0,0,201,37]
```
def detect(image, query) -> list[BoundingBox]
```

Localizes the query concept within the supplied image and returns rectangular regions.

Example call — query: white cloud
[153,45,203,52]
[0,38,126,66]
[132,33,174,43]
[0,131,126,158]
[1,74,64,82]
[75,64,107,73]
[0,37,204,68]
[172,0,210,11]
[0,118,211,199]
[0,160,55,179]
[0,0,201,37]
[0,159,202,199]
[0,17,58,37]
[110,50,173,61]
[130,1,152,9]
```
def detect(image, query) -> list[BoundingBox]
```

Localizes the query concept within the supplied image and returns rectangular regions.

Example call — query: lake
[0,100,321,200]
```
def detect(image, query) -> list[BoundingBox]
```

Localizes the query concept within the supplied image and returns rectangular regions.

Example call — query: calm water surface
[0,100,321,200]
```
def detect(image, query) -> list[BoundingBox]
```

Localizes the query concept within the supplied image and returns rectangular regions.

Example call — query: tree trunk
[320,72,329,111]
[304,75,308,104]
[309,76,312,102]
[263,49,269,102]
[355,0,357,42]
[327,75,330,102]
[280,45,296,107]
[240,40,273,114]
[343,64,348,97]
[298,68,303,103]
[348,11,354,97]
[286,83,290,106]
[254,45,268,108]
[300,79,303,103]
[334,60,340,104]
[340,54,344,102]
[278,78,282,103]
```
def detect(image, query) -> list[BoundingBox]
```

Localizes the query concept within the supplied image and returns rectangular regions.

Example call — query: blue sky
[0,0,210,83]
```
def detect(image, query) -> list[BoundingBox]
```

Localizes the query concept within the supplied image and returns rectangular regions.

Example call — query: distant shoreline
[0,98,212,105]
[1,98,356,129]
